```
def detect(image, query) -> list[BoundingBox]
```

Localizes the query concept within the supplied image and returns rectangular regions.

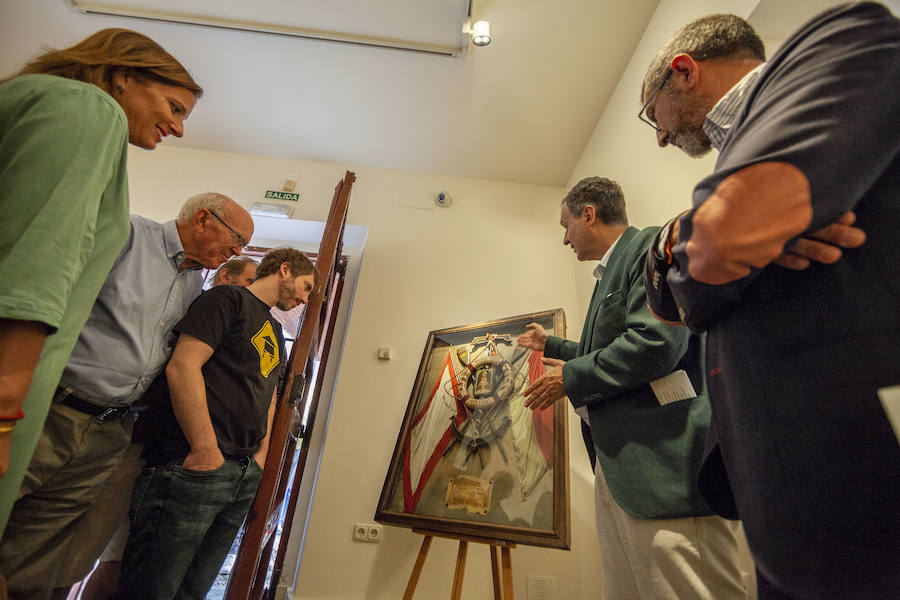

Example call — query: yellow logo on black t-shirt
[250,320,280,377]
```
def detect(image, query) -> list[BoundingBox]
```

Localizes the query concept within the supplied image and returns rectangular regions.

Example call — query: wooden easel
[403,528,516,600]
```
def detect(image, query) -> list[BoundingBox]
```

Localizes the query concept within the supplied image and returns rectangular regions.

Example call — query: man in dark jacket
[639,5,900,598]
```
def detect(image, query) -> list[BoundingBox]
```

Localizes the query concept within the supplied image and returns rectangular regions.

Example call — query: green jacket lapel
[580,227,638,353]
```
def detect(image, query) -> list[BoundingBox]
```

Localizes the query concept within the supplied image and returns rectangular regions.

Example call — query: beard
[671,120,712,158]
[667,88,714,158]
[275,277,299,311]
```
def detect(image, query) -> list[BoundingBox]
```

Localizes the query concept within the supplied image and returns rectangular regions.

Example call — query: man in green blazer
[519,177,747,599]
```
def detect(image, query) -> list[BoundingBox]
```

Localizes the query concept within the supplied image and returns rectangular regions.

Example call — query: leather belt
[55,386,139,421]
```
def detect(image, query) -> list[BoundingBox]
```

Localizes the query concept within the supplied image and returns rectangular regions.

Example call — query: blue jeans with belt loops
[111,455,263,600]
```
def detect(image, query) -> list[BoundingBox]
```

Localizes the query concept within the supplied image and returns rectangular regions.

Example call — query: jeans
[112,456,263,600]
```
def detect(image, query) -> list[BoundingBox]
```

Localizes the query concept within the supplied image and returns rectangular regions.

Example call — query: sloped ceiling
[750,0,900,44]
[0,0,659,186]
[6,1,891,186]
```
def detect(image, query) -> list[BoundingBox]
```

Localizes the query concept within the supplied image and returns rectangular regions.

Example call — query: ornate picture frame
[375,309,570,549]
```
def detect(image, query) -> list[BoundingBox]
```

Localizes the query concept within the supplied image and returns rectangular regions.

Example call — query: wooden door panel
[226,172,355,600]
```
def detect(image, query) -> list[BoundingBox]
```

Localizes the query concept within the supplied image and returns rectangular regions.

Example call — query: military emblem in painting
[376,309,570,549]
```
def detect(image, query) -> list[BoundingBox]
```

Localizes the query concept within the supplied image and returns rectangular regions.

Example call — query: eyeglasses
[637,69,672,131]
[209,210,249,250]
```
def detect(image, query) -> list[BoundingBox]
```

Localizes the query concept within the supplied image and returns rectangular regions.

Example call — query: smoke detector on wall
[435,191,453,208]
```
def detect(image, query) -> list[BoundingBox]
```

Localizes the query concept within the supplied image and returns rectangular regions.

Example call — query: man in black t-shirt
[112,248,317,600]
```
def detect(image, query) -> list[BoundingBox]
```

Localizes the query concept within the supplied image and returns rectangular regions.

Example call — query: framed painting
[375,309,570,549]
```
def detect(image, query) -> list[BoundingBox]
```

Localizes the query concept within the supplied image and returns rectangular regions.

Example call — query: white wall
[125,145,602,599]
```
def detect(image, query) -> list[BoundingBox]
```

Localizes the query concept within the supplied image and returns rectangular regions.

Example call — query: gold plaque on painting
[445,476,493,515]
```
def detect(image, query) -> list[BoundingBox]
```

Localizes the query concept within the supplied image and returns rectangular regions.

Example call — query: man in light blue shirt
[0,192,254,600]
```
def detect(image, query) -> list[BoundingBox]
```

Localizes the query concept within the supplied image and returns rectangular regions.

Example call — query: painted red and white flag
[507,349,554,499]
[402,350,466,512]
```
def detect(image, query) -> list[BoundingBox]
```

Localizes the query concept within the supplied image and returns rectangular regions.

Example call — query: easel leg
[501,546,514,600]
[450,540,468,600]
[403,535,433,600]
[489,545,502,600]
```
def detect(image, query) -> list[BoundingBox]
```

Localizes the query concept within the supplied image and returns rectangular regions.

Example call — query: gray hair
[641,14,765,102]
[562,177,627,226]
[212,257,256,285]
[177,192,231,223]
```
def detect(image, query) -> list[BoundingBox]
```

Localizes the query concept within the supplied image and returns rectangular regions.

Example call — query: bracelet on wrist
[0,410,24,422]
[0,421,18,433]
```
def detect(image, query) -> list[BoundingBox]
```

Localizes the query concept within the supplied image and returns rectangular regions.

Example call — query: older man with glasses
[209,209,250,250]
[0,192,253,600]
[638,5,900,599]
[211,257,258,287]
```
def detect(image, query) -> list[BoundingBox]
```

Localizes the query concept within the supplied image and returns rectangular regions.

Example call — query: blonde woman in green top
[0,29,202,554]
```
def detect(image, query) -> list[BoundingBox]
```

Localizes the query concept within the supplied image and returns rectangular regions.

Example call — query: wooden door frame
[265,266,345,596]
[226,171,355,600]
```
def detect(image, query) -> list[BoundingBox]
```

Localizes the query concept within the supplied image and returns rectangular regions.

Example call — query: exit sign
[264,190,300,202]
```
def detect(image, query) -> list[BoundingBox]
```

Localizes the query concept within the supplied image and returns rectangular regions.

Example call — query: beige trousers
[594,460,750,600]
[55,441,145,586]
[0,402,133,600]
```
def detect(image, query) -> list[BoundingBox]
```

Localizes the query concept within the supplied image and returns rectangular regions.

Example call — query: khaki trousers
[0,402,133,600]
[594,460,751,600]
[55,441,145,586]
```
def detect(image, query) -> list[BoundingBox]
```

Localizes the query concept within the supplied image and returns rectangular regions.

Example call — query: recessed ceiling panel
[71,0,471,51]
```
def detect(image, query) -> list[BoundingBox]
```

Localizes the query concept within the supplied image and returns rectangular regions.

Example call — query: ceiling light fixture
[471,20,492,46]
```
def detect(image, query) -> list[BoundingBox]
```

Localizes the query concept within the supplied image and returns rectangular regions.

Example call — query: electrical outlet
[352,523,368,541]
[352,522,383,543]
[366,523,383,542]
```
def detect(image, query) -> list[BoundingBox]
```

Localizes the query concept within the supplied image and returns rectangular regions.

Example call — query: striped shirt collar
[703,63,766,150]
